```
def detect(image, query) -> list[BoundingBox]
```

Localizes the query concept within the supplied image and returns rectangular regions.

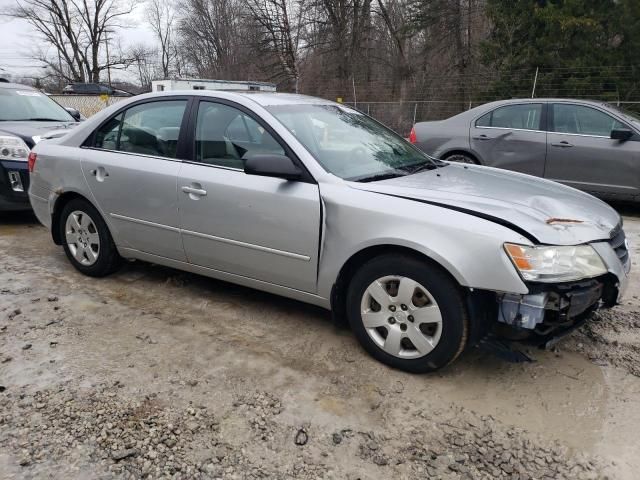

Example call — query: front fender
[317,183,530,299]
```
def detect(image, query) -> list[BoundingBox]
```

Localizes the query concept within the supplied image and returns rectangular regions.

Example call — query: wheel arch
[440,149,481,164]
[51,191,100,245]
[329,244,465,325]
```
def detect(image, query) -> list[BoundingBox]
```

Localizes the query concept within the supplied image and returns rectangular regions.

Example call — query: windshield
[0,88,75,122]
[266,104,444,181]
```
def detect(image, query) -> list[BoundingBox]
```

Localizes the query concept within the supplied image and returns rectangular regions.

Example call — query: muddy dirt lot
[1,206,640,480]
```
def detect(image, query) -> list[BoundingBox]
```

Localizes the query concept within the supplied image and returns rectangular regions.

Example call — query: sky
[0,0,155,84]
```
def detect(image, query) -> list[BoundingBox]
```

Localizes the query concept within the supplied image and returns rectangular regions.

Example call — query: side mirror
[244,153,303,181]
[611,128,633,141]
[65,107,82,122]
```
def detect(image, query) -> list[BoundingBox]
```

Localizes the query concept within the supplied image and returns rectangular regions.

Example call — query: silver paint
[28,91,629,313]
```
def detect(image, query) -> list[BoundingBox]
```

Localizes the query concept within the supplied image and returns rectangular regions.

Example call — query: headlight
[504,243,607,282]
[0,135,30,162]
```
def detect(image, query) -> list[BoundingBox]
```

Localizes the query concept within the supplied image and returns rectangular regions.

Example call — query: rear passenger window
[119,101,187,158]
[92,100,187,158]
[194,102,284,169]
[476,112,491,127]
[94,113,122,150]
[476,104,542,130]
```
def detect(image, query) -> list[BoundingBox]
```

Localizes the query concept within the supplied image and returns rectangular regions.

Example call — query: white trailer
[151,79,276,93]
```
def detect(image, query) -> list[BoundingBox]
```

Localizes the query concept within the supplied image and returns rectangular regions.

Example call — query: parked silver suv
[410,99,640,202]
[28,91,629,372]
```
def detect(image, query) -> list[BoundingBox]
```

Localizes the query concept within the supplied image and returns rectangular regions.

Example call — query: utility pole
[352,77,357,108]
[57,50,63,91]
[105,32,112,87]
[531,67,539,98]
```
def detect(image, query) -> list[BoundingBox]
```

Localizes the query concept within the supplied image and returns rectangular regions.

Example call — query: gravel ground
[2,208,640,479]
[564,308,640,377]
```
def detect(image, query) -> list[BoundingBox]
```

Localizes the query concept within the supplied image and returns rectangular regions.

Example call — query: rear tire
[445,153,478,164]
[59,198,122,277]
[346,254,468,373]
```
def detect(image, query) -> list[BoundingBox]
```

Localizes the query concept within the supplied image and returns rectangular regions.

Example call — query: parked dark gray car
[410,99,640,202]
[0,82,80,211]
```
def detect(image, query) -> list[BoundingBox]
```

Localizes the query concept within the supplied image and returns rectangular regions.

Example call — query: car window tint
[475,112,491,127]
[94,113,123,150]
[552,104,626,136]
[489,104,542,130]
[226,115,261,143]
[118,100,187,158]
[195,102,285,169]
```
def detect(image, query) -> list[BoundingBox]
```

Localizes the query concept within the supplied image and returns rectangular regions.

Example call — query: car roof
[0,82,38,91]
[478,98,614,109]
[142,90,339,107]
[232,92,338,106]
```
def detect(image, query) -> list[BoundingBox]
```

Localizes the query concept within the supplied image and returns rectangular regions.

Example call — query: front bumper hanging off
[497,278,607,340]
[479,236,630,353]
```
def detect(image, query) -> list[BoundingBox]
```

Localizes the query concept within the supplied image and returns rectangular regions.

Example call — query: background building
[151,79,276,93]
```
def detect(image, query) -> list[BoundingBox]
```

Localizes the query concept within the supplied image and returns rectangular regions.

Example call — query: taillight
[28,151,37,173]
[409,127,417,144]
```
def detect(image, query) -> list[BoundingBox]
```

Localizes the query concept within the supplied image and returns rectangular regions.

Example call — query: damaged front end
[472,225,630,359]
[469,274,621,362]
[495,276,615,348]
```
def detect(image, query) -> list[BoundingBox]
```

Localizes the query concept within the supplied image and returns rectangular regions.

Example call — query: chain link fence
[47,94,640,138]
[345,101,483,136]
[346,100,640,137]
[49,95,127,118]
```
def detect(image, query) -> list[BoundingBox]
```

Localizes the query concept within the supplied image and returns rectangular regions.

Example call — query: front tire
[59,198,122,277]
[346,254,468,373]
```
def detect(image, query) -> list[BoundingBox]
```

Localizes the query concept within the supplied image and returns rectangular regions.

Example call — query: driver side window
[551,104,626,136]
[194,102,284,169]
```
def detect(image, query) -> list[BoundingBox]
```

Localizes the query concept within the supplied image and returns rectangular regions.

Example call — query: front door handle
[181,185,207,197]
[472,134,492,141]
[551,141,573,148]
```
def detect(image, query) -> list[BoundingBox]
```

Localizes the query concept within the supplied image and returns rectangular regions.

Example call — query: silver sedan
[410,98,640,202]
[28,91,630,372]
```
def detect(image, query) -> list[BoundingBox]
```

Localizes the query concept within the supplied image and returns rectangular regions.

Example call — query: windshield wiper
[402,160,448,175]
[352,171,406,183]
[19,118,67,122]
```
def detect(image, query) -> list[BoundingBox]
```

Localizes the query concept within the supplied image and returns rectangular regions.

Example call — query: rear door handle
[181,185,207,197]
[551,141,573,148]
[472,134,492,141]
[90,166,109,181]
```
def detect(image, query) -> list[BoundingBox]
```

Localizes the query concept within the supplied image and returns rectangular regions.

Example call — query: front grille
[609,226,630,271]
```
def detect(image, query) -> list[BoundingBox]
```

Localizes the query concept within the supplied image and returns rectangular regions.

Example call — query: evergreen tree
[482,0,640,101]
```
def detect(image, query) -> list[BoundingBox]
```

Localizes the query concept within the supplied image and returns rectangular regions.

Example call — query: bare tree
[147,0,175,79]
[127,43,158,89]
[246,0,302,91]
[374,0,412,100]
[307,0,372,88]
[177,0,248,78]
[4,0,136,83]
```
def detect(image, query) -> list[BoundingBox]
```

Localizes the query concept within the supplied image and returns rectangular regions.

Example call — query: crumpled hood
[0,121,78,147]
[351,163,621,245]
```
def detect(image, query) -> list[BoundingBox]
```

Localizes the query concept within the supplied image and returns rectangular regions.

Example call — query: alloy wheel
[65,210,100,266]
